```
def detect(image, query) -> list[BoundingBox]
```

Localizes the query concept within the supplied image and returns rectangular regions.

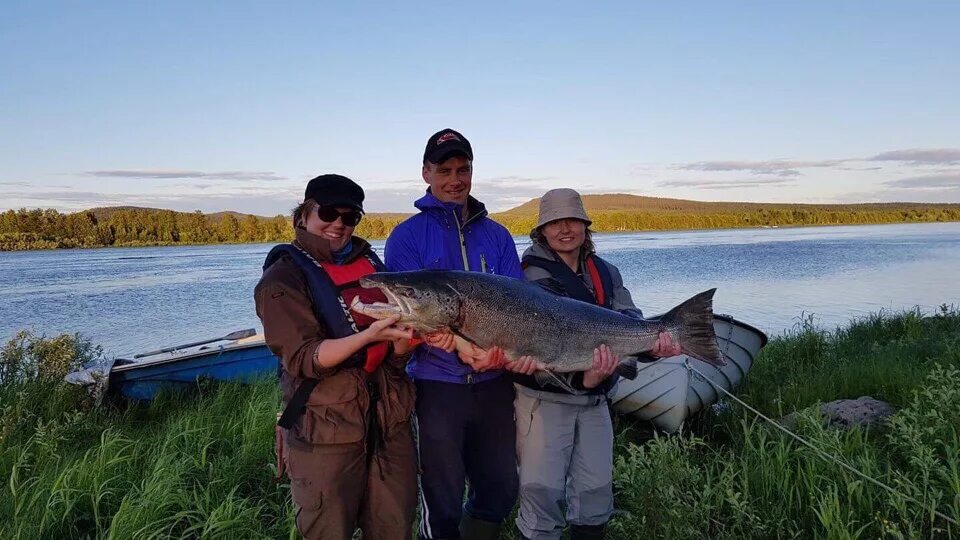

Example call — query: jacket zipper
[480,253,487,273]
[453,210,470,271]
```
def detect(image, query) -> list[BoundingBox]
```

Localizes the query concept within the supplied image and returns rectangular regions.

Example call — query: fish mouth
[350,284,413,321]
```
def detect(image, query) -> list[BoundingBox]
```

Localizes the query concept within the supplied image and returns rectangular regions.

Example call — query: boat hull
[610,314,767,432]
[110,341,278,400]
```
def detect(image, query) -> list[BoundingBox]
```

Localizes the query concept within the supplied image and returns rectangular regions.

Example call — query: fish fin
[615,358,638,380]
[534,370,583,395]
[660,288,725,367]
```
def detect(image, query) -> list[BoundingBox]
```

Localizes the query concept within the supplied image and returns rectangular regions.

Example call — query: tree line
[2,205,959,251]
[495,206,960,236]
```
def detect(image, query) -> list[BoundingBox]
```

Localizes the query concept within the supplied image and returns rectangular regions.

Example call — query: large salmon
[351,270,724,387]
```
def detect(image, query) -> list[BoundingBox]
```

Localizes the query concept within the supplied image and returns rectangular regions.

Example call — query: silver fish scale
[451,273,670,371]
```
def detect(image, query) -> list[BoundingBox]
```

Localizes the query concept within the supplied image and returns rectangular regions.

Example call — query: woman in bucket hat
[505,188,681,540]
[255,174,418,539]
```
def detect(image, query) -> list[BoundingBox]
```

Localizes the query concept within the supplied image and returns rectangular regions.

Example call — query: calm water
[1,222,958,357]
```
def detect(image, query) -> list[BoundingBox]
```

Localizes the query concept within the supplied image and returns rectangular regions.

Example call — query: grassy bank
[1,308,958,538]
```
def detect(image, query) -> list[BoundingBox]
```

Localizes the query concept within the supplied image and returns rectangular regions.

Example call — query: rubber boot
[570,523,606,540]
[459,514,501,540]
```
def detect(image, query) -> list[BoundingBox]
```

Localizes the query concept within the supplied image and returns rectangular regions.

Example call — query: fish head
[353,271,462,332]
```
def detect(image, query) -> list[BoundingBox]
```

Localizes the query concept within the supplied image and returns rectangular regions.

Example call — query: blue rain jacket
[384,190,523,384]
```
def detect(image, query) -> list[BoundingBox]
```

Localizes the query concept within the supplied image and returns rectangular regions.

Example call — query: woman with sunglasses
[255,174,418,540]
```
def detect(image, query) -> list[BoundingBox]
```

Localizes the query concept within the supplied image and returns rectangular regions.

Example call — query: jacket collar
[414,189,489,224]
[523,241,560,262]
[293,227,370,264]
[523,241,589,269]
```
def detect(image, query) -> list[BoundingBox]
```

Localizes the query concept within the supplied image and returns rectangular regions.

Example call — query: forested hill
[2,196,959,251]
[0,206,408,251]
[501,193,955,215]
[493,194,960,237]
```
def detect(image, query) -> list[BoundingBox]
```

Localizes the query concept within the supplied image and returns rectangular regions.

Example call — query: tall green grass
[0,332,293,539]
[2,308,959,539]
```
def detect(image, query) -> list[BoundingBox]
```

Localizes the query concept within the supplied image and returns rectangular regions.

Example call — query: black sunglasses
[317,206,362,227]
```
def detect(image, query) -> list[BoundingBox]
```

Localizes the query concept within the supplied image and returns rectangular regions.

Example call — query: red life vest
[262,244,393,374]
[318,257,389,373]
[583,256,607,307]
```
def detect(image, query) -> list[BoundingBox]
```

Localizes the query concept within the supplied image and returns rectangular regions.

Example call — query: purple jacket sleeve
[384,224,422,272]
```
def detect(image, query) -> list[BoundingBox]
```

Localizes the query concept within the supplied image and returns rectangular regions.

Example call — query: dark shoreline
[3,218,959,253]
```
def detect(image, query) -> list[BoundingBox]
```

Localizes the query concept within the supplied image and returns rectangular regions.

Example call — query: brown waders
[280,368,417,540]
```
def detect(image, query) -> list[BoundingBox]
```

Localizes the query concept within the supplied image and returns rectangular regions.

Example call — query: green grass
[2,308,959,539]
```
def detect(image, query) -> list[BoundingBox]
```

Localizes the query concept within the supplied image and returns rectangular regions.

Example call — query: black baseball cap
[304,174,365,212]
[423,128,473,164]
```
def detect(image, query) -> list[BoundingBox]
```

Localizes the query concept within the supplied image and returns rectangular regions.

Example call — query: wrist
[358,327,376,346]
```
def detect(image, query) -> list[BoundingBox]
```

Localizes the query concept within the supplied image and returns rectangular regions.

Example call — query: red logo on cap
[437,132,460,145]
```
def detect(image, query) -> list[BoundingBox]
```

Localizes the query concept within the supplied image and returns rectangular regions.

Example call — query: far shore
[3,218,959,254]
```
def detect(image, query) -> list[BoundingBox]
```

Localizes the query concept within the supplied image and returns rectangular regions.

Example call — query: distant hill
[76,196,960,224]
[88,207,279,223]
[490,193,960,239]
[4,196,959,251]
[498,193,960,216]
[87,206,414,222]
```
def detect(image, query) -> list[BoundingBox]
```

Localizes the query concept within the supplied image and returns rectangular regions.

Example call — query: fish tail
[661,288,725,367]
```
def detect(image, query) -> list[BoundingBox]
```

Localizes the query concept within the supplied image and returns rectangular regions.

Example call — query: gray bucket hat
[534,188,592,230]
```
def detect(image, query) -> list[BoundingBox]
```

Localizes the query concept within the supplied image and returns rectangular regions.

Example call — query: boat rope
[684,360,959,527]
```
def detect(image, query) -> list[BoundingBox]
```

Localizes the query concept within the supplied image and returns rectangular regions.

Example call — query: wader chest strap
[277,378,321,429]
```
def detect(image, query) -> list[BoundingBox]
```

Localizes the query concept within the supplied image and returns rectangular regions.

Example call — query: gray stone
[781,396,896,431]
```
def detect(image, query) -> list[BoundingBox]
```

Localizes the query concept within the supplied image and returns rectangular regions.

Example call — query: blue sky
[2,2,959,215]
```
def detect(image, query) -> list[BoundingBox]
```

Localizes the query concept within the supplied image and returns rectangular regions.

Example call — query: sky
[2,1,959,215]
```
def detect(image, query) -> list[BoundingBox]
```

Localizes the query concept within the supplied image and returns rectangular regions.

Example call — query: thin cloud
[658,178,796,190]
[868,149,960,165]
[484,175,555,185]
[81,169,287,181]
[0,181,31,186]
[0,190,129,203]
[679,159,845,177]
[885,173,960,190]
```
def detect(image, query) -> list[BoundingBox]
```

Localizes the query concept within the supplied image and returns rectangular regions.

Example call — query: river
[1,222,957,356]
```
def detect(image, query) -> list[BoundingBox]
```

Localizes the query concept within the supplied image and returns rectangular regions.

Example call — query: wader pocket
[297,370,365,445]
[379,364,416,434]
[285,444,324,511]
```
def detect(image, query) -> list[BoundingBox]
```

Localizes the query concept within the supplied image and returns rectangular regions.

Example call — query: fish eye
[396,286,417,297]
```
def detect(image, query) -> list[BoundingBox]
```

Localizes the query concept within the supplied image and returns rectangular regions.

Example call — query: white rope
[684,360,959,527]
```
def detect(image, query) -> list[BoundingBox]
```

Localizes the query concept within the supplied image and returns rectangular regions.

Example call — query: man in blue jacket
[385,128,521,540]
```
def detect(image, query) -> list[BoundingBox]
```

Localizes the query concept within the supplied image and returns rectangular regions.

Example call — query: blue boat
[66,329,280,401]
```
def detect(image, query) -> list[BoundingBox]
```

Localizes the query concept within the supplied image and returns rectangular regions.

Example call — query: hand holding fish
[649,332,681,358]
[458,343,508,372]
[582,344,618,388]
[503,355,544,375]
[363,315,414,343]
[423,329,457,353]
[392,324,416,355]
